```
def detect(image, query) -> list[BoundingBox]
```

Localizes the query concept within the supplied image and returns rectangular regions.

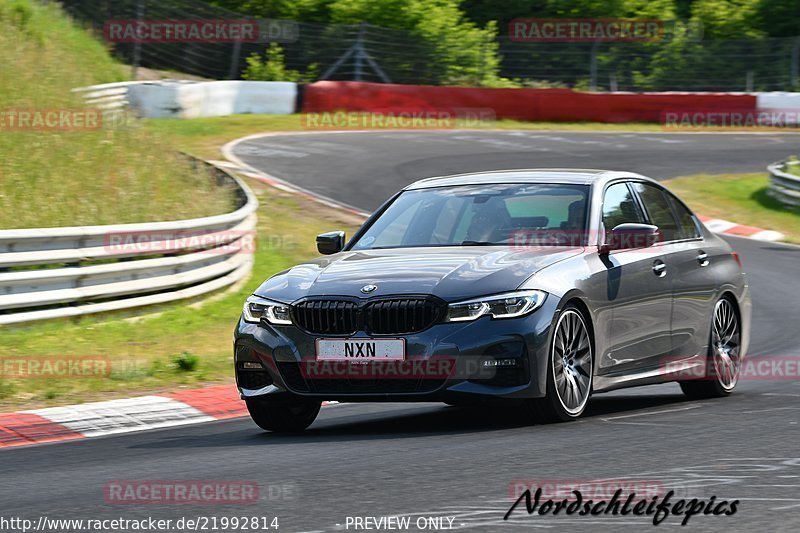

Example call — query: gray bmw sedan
[234,170,750,431]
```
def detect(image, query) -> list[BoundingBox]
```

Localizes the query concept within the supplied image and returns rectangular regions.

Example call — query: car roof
[405,169,657,189]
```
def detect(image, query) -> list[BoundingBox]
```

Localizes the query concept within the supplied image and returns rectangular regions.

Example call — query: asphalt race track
[228,130,800,211]
[3,131,800,532]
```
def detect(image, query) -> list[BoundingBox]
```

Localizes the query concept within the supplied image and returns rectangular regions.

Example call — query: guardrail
[72,81,136,111]
[767,159,800,208]
[0,160,258,326]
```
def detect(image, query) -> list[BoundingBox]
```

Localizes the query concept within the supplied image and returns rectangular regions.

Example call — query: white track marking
[26,396,214,437]
[751,230,786,241]
[741,407,800,414]
[703,219,739,232]
[601,404,702,422]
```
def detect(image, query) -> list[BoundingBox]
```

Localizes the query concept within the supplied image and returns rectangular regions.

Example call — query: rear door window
[667,194,701,239]
[631,183,681,243]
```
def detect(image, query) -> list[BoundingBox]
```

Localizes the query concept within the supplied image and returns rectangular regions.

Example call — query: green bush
[243,44,319,82]
[172,352,200,373]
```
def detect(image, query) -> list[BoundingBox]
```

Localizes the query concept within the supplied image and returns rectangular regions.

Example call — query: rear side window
[631,183,680,242]
[602,183,644,234]
[667,194,701,239]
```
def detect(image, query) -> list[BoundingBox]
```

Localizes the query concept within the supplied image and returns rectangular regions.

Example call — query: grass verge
[667,173,800,243]
[0,0,235,228]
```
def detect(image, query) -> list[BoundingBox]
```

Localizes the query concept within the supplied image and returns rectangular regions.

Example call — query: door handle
[652,260,667,277]
[696,251,709,266]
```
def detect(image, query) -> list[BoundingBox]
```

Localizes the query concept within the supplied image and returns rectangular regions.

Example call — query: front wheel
[246,398,321,433]
[527,304,593,423]
[680,297,741,399]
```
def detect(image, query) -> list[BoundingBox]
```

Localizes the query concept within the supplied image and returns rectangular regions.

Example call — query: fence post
[746,70,754,92]
[131,0,145,80]
[320,22,391,83]
[479,38,488,86]
[792,36,800,90]
[354,22,366,81]
[228,39,242,79]
[589,41,600,91]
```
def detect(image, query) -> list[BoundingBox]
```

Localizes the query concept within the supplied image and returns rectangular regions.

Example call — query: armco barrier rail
[767,159,800,208]
[72,81,136,112]
[0,160,257,326]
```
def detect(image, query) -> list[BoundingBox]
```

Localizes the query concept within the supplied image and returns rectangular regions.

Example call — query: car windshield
[350,183,590,249]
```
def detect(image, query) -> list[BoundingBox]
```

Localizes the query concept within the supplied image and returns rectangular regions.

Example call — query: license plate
[316,338,405,361]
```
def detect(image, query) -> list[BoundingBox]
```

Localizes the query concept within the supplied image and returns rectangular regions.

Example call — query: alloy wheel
[711,298,741,390]
[552,309,593,415]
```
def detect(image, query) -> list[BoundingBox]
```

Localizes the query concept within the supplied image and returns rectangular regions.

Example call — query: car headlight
[242,295,292,325]
[445,290,546,322]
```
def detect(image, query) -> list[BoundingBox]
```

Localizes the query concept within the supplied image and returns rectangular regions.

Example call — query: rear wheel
[680,297,741,399]
[527,304,593,423]
[245,398,321,433]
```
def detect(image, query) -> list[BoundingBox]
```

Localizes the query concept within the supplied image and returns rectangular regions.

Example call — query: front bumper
[233,295,560,402]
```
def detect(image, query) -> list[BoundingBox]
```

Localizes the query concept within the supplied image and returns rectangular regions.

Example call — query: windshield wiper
[460,240,502,246]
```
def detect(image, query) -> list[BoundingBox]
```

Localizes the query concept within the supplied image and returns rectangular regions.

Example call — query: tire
[245,398,321,433]
[527,304,594,423]
[680,297,741,399]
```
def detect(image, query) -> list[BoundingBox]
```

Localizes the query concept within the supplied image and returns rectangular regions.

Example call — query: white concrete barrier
[756,92,800,125]
[757,92,800,109]
[127,80,297,118]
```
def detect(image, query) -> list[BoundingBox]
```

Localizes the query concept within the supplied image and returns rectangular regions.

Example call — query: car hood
[254,246,583,303]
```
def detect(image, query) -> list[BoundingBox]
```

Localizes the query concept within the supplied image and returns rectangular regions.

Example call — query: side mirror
[600,223,660,254]
[316,231,345,255]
